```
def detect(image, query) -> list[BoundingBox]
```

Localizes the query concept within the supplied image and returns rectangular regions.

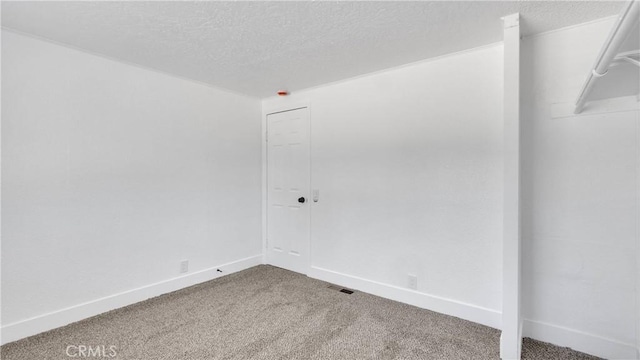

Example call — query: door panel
[267,107,310,274]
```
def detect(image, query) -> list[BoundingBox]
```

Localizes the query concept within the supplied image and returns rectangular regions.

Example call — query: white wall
[263,44,504,327]
[1,31,262,340]
[521,18,640,359]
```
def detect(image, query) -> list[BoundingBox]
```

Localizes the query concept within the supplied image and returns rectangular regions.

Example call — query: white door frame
[262,100,312,274]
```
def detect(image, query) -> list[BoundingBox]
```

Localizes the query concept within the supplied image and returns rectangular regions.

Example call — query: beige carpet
[1,265,600,359]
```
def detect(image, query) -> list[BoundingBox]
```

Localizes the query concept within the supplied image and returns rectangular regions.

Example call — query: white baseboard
[307,266,501,329]
[523,319,639,360]
[5,259,635,360]
[1,255,262,345]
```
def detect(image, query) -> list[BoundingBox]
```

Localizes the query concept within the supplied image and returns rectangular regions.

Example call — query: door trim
[261,100,312,274]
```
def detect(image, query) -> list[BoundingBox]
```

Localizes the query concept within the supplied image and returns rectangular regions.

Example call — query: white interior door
[266,107,310,274]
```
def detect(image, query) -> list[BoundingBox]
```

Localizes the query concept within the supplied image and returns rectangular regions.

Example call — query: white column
[500,12,522,360]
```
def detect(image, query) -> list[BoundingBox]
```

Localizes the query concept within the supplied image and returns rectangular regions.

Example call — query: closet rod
[574,0,640,114]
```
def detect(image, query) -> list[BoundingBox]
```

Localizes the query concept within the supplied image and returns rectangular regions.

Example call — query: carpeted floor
[1,265,600,359]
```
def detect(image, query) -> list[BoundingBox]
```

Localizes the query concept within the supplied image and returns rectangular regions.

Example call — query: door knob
[298,197,306,203]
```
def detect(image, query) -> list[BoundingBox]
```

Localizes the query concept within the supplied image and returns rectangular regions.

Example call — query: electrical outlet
[408,274,418,290]
[180,260,189,274]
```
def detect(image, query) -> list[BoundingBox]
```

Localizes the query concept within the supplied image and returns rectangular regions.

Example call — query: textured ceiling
[2,1,624,98]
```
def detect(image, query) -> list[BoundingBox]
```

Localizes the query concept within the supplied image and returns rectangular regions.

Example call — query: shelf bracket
[615,49,640,67]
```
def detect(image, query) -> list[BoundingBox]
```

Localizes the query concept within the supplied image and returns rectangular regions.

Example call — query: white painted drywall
[520,18,640,359]
[263,45,504,320]
[1,30,262,328]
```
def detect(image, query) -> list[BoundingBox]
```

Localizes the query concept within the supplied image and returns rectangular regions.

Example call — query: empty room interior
[1,1,639,359]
